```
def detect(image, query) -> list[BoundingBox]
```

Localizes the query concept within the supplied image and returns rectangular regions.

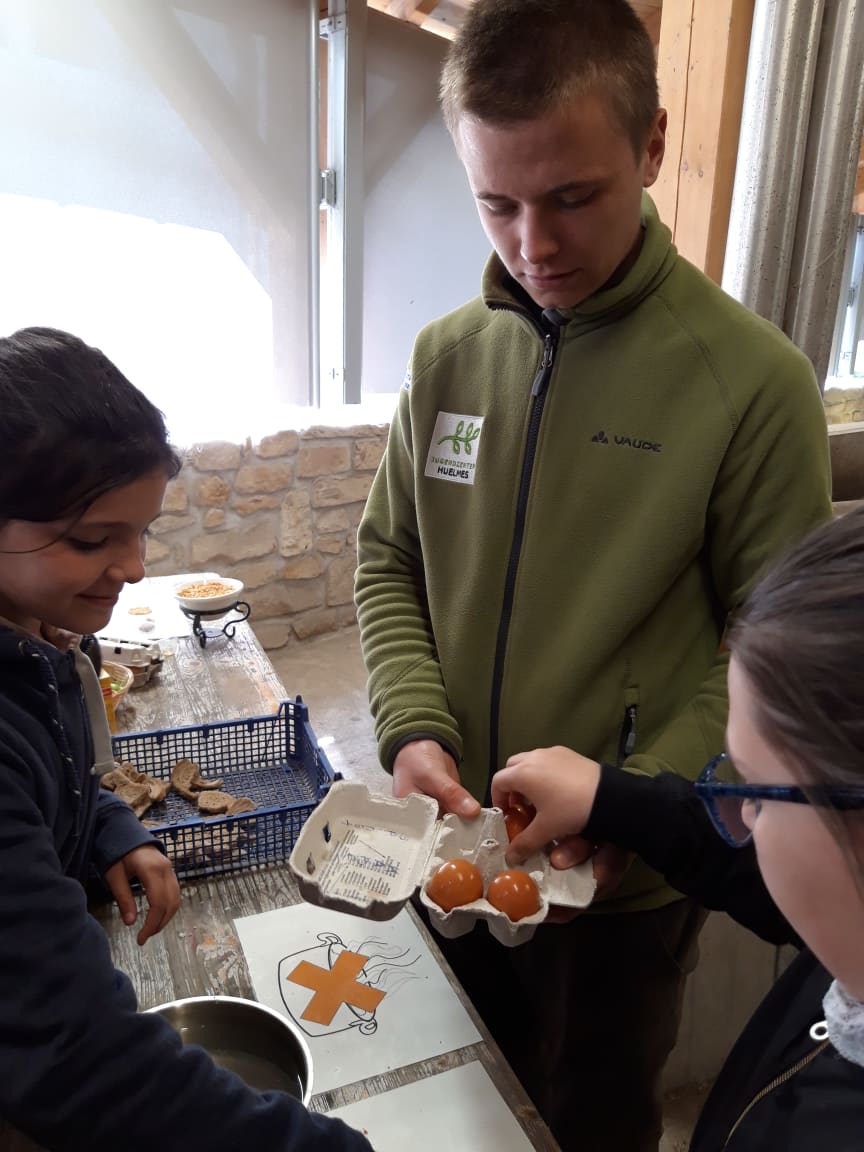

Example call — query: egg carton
[99,637,163,689]
[288,780,596,947]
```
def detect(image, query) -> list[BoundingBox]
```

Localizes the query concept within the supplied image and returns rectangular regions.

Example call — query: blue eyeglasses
[694,752,864,847]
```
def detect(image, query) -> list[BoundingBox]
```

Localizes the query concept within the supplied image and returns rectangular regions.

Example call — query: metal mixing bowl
[147,995,313,1104]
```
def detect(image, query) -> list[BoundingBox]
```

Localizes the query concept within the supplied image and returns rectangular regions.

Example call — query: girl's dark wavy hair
[0,327,181,523]
[728,506,864,807]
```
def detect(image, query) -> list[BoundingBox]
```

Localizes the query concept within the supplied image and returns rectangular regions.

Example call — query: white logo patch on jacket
[424,412,485,485]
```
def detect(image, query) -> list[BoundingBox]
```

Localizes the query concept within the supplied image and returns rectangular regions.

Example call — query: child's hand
[493,750,635,901]
[491,746,603,866]
[104,845,181,945]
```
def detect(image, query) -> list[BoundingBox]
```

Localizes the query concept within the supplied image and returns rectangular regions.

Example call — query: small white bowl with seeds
[173,576,244,614]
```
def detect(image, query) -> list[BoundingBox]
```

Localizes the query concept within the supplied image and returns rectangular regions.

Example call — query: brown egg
[425,858,484,912]
[503,801,536,842]
[487,869,542,921]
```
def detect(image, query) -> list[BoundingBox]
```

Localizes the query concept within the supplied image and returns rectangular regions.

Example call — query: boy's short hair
[440,0,659,157]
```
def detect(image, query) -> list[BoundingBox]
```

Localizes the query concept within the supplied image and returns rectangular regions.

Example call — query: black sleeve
[583,764,799,947]
[0,725,373,1152]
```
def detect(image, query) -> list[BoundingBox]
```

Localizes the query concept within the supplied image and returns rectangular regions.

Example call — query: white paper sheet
[329,1062,534,1151]
[96,573,207,642]
[234,904,481,1094]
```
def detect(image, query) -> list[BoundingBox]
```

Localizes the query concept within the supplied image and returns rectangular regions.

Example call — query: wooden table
[93,619,558,1151]
[109,624,285,734]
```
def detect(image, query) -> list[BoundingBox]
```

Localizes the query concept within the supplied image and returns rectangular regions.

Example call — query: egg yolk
[425,858,484,912]
[486,869,542,921]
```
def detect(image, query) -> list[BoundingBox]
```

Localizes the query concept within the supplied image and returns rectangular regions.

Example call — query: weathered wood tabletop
[93,615,558,1151]
[109,623,286,733]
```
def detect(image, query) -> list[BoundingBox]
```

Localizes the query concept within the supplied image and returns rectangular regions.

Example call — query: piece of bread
[102,762,146,791]
[115,780,153,819]
[197,790,233,815]
[170,758,200,802]
[191,771,224,791]
[146,778,172,804]
[226,796,257,815]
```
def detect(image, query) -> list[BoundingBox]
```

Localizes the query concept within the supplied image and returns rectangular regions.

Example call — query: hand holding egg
[491,747,603,865]
[502,794,536,841]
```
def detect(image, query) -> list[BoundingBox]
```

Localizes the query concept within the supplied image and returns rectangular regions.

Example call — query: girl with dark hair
[0,329,371,1151]
[492,507,864,1151]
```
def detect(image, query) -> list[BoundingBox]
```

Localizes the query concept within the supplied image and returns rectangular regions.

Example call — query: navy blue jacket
[0,626,372,1151]
[585,766,864,1151]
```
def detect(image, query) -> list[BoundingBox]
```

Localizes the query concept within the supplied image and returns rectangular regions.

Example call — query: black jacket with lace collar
[584,765,864,1151]
[0,625,371,1152]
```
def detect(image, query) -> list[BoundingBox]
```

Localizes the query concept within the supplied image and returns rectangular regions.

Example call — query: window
[829,215,864,385]
[1,1,488,435]
[0,0,316,441]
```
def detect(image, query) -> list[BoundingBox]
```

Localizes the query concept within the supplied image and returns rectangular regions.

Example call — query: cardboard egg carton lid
[289,781,596,947]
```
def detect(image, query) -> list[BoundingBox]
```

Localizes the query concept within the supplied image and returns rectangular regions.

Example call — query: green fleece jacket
[355,197,832,912]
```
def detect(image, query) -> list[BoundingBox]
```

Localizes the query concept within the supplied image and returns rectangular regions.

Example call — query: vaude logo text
[591,430,662,453]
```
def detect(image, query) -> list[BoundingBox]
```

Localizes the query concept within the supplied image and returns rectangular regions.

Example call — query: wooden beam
[417,13,458,39]
[631,0,663,47]
[370,0,465,37]
[651,0,691,241]
[385,0,436,21]
[854,133,864,215]
[653,0,755,282]
[363,1,658,45]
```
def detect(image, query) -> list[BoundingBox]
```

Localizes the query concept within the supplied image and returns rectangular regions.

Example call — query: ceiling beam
[631,1,663,46]
[385,0,438,21]
[362,1,665,45]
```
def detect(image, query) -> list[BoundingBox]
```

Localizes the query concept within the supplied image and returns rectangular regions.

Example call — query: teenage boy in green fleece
[355,2,832,1148]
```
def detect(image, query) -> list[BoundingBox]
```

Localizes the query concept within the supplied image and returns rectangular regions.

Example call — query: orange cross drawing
[287,950,386,1025]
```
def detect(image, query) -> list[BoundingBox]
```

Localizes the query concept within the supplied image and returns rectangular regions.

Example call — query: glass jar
[99,668,117,734]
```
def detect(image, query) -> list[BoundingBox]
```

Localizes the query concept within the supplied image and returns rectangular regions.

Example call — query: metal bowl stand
[179,600,251,648]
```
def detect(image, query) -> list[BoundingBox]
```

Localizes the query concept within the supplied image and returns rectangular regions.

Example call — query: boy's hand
[551,840,635,901]
[104,845,181,945]
[393,739,481,819]
[491,746,602,864]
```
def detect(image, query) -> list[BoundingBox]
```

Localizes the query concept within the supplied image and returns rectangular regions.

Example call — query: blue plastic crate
[110,698,336,881]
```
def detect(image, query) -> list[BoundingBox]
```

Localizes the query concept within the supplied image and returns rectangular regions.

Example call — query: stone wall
[824,384,864,425]
[147,387,864,651]
[145,424,388,650]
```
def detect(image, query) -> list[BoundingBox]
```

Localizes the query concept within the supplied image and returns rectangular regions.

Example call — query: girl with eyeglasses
[492,506,864,1150]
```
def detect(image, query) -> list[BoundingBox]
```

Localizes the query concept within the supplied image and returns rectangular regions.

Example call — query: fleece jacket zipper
[722,1037,831,1148]
[485,313,565,801]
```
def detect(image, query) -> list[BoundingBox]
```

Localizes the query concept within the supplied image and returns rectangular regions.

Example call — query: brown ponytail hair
[727,507,864,805]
